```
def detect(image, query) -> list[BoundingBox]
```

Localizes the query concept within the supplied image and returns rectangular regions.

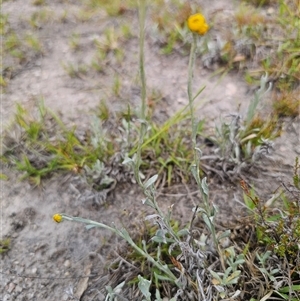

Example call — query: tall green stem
[139,0,147,120]
[134,0,147,184]
[187,35,211,214]
[187,34,197,156]
[61,214,178,282]
[187,34,224,268]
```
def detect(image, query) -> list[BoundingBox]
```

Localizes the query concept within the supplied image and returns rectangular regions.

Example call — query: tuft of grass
[2,96,199,187]
[0,75,7,87]
[273,90,300,118]
[32,0,45,6]
[2,14,45,84]
[69,33,81,51]
[94,26,124,57]
[241,174,300,300]
[90,48,107,73]
[0,13,9,35]
[112,75,121,96]
[0,238,10,254]
[62,62,88,78]
[235,3,266,28]
[28,8,53,29]
[75,9,97,22]
[2,100,114,185]
[97,99,110,121]
[241,114,281,149]
[248,0,299,90]
[212,0,299,96]
[243,0,277,6]
[150,0,192,55]
[24,34,43,54]
[87,0,137,16]
[208,74,281,179]
[127,104,201,186]
[64,25,131,77]
[293,157,300,189]
[4,32,22,52]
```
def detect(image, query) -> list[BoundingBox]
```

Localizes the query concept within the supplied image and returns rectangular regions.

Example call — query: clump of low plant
[126,104,199,186]
[28,8,54,29]
[243,0,300,90]
[103,219,185,297]
[206,73,281,180]
[294,157,300,189]
[87,0,136,16]
[0,238,10,255]
[208,0,299,95]
[32,0,45,6]
[273,90,300,118]
[1,95,202,187]
[2,12,44,85]
[235,3,266,28]
[150,0,192,54]
[52,6,248,300]
[241,162,300,299]
[1,100,114,185]
[64,24,132,77]
[243,0,277,6]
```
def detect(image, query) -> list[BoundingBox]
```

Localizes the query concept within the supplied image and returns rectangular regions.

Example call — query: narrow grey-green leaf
[144,174,158,189]
[138,275,151,300]
[201,177,209,196]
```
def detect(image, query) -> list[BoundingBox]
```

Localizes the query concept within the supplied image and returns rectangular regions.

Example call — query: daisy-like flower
[187,13,209,35]
[53,214,63,223]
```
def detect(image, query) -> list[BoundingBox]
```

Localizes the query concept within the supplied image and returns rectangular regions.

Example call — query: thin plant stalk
[129,0,180,280]
[187,33,225,270]
[187,34,197,151]
[135,0,164,216]
[187,34,210,212]
[59,214,177,282]
[138,0,147,120]
[134,0,147,185]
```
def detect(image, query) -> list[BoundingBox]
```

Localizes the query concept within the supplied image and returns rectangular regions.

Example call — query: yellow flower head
[187,13,209,35]
[53,214,63,223]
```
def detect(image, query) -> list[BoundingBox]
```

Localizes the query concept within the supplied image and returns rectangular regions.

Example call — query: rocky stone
[7,282,15,293]
[15,285,23,293]
[63,259,71,268]
[3,294,12,301]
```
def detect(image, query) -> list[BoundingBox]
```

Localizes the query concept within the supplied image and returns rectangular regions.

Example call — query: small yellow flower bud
[187,13,209,35]
[53,214,63,223]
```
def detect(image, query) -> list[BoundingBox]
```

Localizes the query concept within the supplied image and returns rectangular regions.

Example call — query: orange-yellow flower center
[53,214,63,223]
[187,13,209,35]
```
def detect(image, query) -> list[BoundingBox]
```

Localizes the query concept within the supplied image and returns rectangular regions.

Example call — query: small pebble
[64,260,71,268]
[267,7,275,15]
[16,267,24,275]
[3,294,11,301]
[15,285,23,293]
[89,252,97,259]
[177,97,185,104]
[31,267,37,274]
[33,70,41,78]
[7,282,15,293]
